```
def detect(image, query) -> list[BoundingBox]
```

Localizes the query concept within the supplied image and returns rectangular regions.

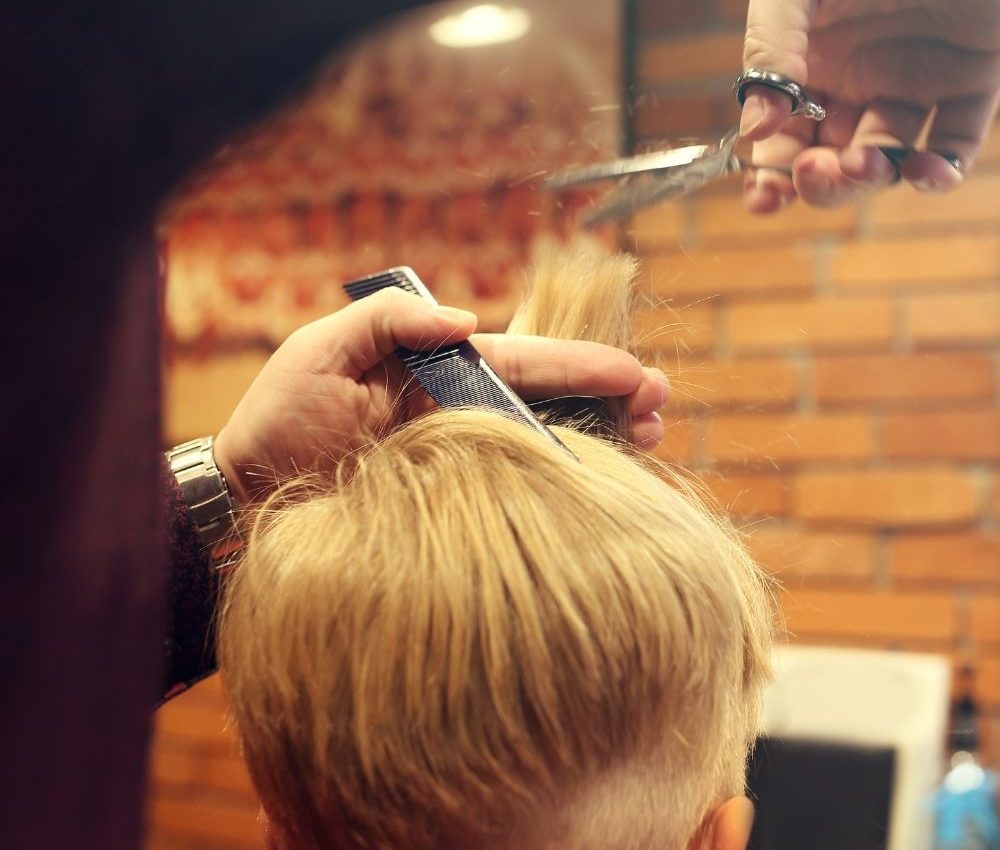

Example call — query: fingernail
[911,160,963,193]
[798,170,833,195]
[435,305,477,324]
[646,366,669,385]
[839,146,866,174]
[744,180,782,214]
[745,171,787,213]
[739,94,765,136]
[645,367,671,404]
[839,147,885,185]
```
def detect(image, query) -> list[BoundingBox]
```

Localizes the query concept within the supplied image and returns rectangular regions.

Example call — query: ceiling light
[429,4,531,48]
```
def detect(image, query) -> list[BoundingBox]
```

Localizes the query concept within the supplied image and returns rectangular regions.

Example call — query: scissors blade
[582,137,738,227]
[543,143,712,189]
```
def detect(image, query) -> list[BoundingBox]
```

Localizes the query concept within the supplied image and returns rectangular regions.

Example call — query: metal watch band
[166,436,239,550]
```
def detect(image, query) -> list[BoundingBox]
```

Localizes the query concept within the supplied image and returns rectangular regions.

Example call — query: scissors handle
[734,69,917,179]
[734,69,827,121]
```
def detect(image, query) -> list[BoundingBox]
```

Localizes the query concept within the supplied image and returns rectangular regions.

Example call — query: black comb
[343,267,575,458]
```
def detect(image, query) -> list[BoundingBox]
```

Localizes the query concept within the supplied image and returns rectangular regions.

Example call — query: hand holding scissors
[546,0,999,222]
[740,0,1000,213]
[545,71,913,226]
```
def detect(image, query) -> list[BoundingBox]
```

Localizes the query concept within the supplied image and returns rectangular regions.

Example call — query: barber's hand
[213,289,670,503]
[740,0,1000,212]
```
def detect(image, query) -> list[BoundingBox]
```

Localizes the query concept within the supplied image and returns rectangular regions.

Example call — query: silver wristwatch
[166,436,239,552]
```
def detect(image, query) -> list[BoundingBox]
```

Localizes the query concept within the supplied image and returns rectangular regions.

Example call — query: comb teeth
[343,267,434,303]
[342,267,576,459]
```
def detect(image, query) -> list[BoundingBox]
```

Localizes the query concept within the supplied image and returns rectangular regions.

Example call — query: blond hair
[218,242,774,850]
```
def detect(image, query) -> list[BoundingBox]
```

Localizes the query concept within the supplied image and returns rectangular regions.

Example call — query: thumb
[325,287,478,378]
[740,0,814,140]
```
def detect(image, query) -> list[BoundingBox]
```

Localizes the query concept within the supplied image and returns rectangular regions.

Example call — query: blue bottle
[934,671,1000,850]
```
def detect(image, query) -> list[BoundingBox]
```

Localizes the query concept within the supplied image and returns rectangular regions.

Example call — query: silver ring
[934,151,964,174]
[734,69,827,122]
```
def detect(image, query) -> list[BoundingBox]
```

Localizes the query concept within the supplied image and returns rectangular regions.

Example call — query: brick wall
[633,0,1000,760]
[148,5,1000,848]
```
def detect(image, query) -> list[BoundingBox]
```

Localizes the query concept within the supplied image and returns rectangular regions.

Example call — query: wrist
[166,436,241,569]
[212,427,250,506]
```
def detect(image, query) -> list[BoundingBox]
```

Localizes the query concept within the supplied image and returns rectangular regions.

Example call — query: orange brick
[719,0,749,23]
[648,244,815,297]
[149,748,198,788]
[972,596,1000,644]
[747,527,873,580]
[627,202,686,250]
[982,711,1000,764]
[166,352,268,446]
[709,413,872,464]
[634,303,714,355]
[700,472,790,518]
[149,796,260,846]
[633,90,731,139]
[781,589,957,641]
[891,532,1000,584]
[156,700,232,743]
[885,411,1000,460]
[979,121,1000,163]
[908,291,1000,344]
[640,32,744,82]
[796,468,980,527]
[831,236,1000,289]
[869,175,1000,230]
[977,657,1000,708]
[653,417,698,465]
[727,297,893,350]
[668,357,799,410]
[201,752,255,796]
[814,353,995,406]
[697,192,858,242]
[637,0,710,31]
[145,833,193,850]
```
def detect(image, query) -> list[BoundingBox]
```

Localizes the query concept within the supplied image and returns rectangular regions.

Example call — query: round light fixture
[429,4,531,48]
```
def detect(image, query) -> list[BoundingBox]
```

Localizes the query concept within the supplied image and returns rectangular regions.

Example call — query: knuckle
[742,24,808,77]
[742,26,782,69]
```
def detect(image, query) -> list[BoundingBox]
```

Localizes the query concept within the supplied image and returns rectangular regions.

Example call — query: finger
[815,97,864,148]
[311,288,478,378]
[904,92,1000,190]
[848,40,1000,106]
[740,86,793,141]
[744,122,813,213]
[471,334,645,401]
[741,0,813,140]
[631,412,665,452]
[743,166,796,215]
[627,367,672,417]
[838,98,929,187]
[794,145,873,207]
[851,98,929,148]
[744,96,863,214]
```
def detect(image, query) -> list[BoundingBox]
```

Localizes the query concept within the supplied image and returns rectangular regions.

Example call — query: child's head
[218,243,775,850]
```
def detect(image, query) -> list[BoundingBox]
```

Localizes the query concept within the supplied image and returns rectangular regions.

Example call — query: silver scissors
[544,69,912,227]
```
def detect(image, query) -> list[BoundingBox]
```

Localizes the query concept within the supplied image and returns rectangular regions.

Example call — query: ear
[689,796,754,850]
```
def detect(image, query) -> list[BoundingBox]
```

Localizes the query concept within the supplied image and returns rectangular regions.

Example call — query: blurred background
[152,0,1000,847]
